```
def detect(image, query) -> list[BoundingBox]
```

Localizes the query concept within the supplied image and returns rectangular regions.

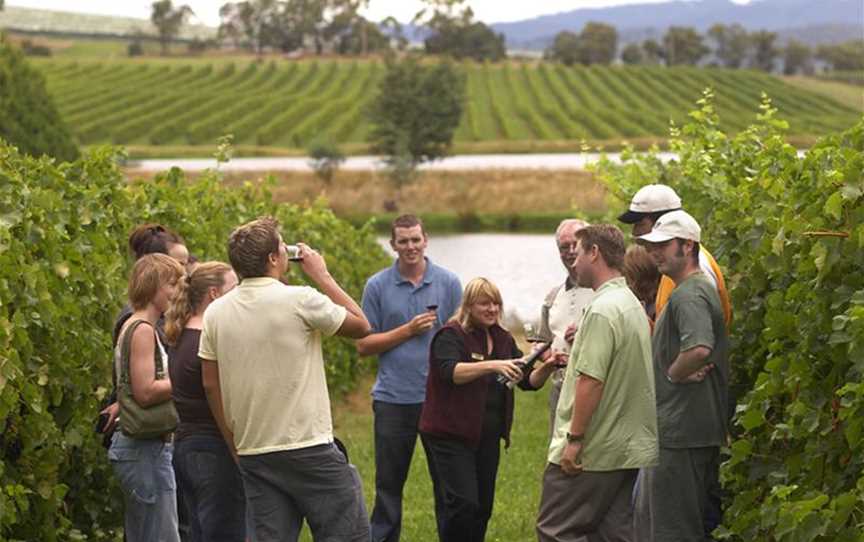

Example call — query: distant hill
[492,0,863,50]
[0,6,217,41]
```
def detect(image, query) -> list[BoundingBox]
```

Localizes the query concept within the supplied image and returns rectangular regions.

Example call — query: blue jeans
[108,432,180,542]
[173,434,248,542]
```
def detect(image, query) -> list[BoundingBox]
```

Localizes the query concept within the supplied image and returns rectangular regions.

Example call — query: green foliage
[150,0,193,56]
[593,90,864,541]
[545,23,617,66]
[307,137,345,184]
[367,56,466,170]
[0,139,388,540]
[663,26,710,66]
[817,40,864,72]
[0,36,78,161]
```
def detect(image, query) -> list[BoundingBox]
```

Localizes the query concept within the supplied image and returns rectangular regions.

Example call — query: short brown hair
[128,223,184,260]
[390,214,425,241]
[623,245,660,305]
[575,225,626,270]
[128,253,185,310]
[228,217,281,279]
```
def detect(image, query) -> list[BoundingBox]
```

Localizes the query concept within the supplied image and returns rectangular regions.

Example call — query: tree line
[544,22,864,75]
[134,1,864,74]
[149,0,504,60]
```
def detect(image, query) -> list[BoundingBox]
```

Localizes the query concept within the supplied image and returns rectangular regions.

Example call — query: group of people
[97,182,731,542]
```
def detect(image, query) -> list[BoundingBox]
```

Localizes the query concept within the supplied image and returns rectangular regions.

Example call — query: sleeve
[673,289,716,352]
[430,328,465,383]
[298,287,348,337]
[198,309,217,361]
[570,311,615,383]
[361,279,382,333]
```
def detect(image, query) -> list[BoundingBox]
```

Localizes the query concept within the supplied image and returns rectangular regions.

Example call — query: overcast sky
[7,0,751,26]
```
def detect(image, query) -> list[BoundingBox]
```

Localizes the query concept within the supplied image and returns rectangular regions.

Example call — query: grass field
[302,373,553,541]
[782,75,864,112]
[35,58,861,155]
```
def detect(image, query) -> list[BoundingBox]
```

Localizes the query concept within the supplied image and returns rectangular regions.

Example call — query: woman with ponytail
[165,262,246,542]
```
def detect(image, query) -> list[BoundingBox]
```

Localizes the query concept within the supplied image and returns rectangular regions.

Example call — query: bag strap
[118,320,160,392]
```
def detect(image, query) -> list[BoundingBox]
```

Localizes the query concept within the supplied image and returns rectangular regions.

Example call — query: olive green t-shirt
[548,277,658,471]
[653,272,729,448]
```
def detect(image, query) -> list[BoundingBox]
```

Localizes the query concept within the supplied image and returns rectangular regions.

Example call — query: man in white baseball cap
[632,210,730,542]
[617,184,682,232]
[618,184,732,328]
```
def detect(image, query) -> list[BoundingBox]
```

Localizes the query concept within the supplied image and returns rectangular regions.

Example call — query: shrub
[0,35,78,161]
[307,138,345,184]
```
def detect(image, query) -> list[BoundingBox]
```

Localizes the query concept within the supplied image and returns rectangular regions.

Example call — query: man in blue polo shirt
[357,214,462,542]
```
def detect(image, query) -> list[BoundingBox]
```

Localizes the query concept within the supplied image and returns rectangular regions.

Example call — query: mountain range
[488,0,863,50]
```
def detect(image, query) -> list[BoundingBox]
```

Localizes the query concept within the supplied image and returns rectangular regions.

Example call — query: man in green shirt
[634,210,730,542]
[537,225,658,542]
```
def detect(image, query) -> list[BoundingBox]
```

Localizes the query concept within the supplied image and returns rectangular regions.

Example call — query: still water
[377,233,567,327]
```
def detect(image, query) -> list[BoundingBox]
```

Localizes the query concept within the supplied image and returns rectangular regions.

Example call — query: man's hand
[564,323,578,344]
[297,243,330,282]
[100,402,120,434]
[681,363,715,383]
[407,312,437,336]
[560,441,583,475]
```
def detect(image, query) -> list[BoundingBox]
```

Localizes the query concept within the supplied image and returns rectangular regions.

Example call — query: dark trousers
[238,443,369,542]
[370,401,423,542]
[536,464,637,542]
[633,447,719,542]
[173,434,247,542]
[421,432,501,542]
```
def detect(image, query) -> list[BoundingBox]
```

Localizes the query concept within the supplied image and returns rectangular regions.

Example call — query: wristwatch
[566,432,584,443]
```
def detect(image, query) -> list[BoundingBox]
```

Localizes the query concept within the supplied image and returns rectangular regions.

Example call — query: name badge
[471,353,485,361]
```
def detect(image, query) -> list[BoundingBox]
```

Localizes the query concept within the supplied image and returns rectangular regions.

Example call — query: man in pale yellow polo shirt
[199,216,372,542]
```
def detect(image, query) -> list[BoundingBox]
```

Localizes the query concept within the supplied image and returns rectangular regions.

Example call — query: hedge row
[0,142,389,540]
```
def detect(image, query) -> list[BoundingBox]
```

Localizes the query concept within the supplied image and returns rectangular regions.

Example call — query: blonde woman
[165,262,244,542]
[109,253,185,542]
[419,277,545,542]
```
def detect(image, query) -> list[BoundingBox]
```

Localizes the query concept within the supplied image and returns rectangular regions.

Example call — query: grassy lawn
[299,376,553,540]
[781,75,864,112]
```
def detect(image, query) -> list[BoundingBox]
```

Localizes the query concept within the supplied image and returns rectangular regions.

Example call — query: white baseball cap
[637,210,702,243]
[618,184,682,224]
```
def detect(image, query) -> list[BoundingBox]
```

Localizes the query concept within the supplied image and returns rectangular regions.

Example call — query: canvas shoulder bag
[117,319,178,439]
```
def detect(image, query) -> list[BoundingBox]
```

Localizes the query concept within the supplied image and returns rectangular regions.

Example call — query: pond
[377,233,568,328]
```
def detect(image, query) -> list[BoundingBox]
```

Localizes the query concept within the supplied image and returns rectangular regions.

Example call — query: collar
[240,277,280,287]
[392,257,435,285]
[564,276,576,290]
[595,276,627,294]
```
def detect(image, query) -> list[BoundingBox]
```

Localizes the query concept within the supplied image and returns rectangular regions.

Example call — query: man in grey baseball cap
[632,210,730,542]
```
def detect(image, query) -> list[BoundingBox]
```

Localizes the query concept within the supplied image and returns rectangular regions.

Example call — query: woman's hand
[490,359,524,382]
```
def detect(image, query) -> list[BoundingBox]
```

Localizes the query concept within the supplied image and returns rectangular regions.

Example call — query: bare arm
[452,359,523,385]
[560,374,605,475]
[129,325,172,407]
[356,312,437,356]
[201,359,238,461]
[298,244,371,339]
[527,349,562,389]
[667,346,712,383]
